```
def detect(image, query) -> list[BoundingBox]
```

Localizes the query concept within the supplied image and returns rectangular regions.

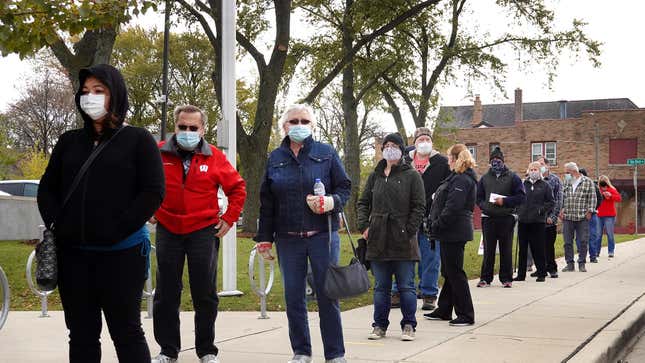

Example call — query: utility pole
[160,0,171,141]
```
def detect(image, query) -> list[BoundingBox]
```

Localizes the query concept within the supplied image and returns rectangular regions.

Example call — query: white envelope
[489,192,507,203]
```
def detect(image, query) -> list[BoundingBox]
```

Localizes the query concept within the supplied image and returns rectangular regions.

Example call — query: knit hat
[413,127,432,142]
[489,146,504,162]
[382,133,405,154]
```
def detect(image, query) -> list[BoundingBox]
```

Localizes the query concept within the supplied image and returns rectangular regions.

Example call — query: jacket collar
[160,135,212,156]
[279,135,314,156]
[375,158,411,176]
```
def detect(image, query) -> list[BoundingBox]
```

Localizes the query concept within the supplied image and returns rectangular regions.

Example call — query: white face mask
[416,141,433,155]
[383,147,402,161]
[80,94,108,120]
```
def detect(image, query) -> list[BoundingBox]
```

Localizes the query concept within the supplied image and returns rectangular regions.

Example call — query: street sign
[627,158,645,166]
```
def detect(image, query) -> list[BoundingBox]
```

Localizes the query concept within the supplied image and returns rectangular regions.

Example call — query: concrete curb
[567,292,645,363]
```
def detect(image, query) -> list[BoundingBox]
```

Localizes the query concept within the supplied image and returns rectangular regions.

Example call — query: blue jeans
[599,216,616,254]
[330,231,340,264]
[588,213,601,258]
[392,233,440,297]
[371,260,417,331]
[276,233,344,360]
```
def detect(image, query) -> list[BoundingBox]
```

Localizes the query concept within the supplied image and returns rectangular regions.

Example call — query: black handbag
[36,127,125,291]
[323,211,371,300]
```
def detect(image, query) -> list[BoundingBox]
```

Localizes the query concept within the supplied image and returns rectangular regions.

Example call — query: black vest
[480,169,516,216]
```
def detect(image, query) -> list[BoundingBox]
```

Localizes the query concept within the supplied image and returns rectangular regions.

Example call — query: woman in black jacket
[514,161,555,282]
[357,133,426,342]
[424,144,477,326]
[38,64,165,363]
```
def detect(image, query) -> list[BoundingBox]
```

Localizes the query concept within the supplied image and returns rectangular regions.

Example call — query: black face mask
[599,181,608,187]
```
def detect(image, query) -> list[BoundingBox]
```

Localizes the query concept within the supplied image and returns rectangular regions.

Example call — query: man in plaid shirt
[559,162,597,272]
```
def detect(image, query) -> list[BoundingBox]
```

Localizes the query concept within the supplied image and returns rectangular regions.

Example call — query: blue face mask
[564,173,573,182]
[288,125,312,143]
[176,131,201,151]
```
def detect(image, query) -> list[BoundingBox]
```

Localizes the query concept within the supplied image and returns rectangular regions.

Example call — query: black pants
[153,223,219,359]
[516,222,547,279]
[436,241,474,322]
[544,225,558,273]
[58,245,150,363]
[480,216,515,283]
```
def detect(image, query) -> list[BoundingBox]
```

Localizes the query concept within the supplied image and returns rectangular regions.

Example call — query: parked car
[0,180,40,198]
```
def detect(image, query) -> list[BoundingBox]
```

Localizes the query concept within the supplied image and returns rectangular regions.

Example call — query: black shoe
[530,271,539,277]
[590,257,598,263]
[424,310,452,321]
[513,276,525,281]
[536,276,546,282]
[549,271,559,278]
[449,316,474,326]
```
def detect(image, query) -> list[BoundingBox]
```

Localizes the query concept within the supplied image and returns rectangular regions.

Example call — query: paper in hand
[489,192,507,203]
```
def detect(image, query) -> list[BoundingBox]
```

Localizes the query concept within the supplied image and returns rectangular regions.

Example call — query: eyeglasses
[177,124,199,132]
[288,119,311,125]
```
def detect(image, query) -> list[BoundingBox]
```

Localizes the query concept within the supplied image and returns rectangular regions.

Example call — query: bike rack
[26,250,55,318]
[0,265,9,329]
[143,245,156,319]
[248,247,275,319]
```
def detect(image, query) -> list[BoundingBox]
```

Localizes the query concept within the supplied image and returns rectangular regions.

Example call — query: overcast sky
[0,0,643,133]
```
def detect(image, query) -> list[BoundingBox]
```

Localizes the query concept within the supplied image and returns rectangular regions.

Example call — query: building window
[531,142,557,165]
[609,138,637,165]
[467,144,477,161]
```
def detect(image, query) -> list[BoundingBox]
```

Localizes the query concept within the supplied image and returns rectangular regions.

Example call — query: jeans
[276,233,345,360]
[330,230,341,264]
[516,223,547,279]
[588,213,601,258]
[58,245,150,363]
[436,241,474,322]
[371,260,417,330]
[392,232,440,297]
[599,216,617,254]
[153,223,220,359]
[563,220,589,264]
[480,216,515,283]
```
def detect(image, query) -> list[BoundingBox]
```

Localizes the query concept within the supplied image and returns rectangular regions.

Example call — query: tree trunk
[238,134,268,235]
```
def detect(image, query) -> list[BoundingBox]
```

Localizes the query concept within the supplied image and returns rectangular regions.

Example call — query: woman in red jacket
[597,175,622,258]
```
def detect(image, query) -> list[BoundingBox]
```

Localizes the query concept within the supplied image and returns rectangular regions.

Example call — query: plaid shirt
[562,176,597,221]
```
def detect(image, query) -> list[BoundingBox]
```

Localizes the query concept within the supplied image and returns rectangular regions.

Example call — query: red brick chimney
[472,94,482,127]
[514,88,523,125]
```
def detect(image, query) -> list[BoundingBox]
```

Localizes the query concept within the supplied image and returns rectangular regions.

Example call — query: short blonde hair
[527,161,542,174]
[280,104,316,128]
[599,175,615,188]
[447,144,476,173]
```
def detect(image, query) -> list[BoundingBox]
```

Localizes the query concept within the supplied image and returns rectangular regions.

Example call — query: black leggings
[58,245,150,363]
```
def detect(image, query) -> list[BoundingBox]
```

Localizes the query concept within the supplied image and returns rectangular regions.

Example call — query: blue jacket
[254,136,351,242]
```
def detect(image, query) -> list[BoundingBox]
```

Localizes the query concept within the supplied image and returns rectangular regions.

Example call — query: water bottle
[313,178,326,196]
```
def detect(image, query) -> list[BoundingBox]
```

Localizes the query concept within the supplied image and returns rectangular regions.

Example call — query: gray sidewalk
[2,237,645,362]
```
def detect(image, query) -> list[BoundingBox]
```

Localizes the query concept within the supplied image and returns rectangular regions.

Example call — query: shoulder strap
[340,211,359,258]
[52,126,126,228]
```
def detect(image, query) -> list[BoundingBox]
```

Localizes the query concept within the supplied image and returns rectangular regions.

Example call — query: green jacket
[357,159,425,261]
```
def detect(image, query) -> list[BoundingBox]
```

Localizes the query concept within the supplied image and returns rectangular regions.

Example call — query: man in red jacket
[151,105,246,363]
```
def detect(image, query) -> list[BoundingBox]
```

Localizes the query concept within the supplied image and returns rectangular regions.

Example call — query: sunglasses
[288,118,311,125]
[177,124,200,132]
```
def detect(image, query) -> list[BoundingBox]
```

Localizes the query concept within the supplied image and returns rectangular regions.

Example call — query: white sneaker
[200,354,220,363]
[288,355,313,363]
[151,354,177,363]
[325,358,347,363]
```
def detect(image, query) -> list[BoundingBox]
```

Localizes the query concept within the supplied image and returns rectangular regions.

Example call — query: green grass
[0,232,642,312]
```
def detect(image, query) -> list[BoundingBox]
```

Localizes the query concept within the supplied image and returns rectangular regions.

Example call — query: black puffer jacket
[357,159,425,261]
[518,178,555,224]
[429,168,478,243]
[37,64,165,248]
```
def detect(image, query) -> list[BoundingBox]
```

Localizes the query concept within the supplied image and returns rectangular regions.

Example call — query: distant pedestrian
[476,147,526,288]
[514,162,554,282]
[596,175,622,258]
[537,157,563,278]
[255,104,351,363]
[560,162,597,272]
[424,144,477,326]
[579,168,603,263]
[358,133,426,342]
[391,127,450,311]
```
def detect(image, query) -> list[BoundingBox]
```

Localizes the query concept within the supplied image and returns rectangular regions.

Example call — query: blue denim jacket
[254,136,351,242]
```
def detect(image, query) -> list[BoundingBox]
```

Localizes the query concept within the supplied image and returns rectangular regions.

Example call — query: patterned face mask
[383,147,402,161]
[491,159,505,174]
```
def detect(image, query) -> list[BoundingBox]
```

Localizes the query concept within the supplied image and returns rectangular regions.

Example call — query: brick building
[437,89,645,232]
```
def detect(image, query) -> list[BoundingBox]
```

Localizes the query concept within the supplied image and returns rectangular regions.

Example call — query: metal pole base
[218,290,244,297]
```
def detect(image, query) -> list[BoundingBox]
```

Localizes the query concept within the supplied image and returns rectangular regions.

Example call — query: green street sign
[627,158,645,166]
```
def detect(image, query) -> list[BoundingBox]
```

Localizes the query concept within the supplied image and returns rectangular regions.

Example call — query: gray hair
[564,161,579,172]
[280,104,316,128]
[174,105,208,126]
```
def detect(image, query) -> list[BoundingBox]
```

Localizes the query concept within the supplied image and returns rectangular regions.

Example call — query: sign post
[627,159,644,235]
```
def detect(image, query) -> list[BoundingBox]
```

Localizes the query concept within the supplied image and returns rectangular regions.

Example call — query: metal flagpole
[218,0,242,297]
[159,0,171,141]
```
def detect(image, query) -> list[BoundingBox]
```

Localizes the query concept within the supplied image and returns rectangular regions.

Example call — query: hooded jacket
[38,64,165,247]
[357,159,425,261]
[405,149,451,221]
[429,168,478,242]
